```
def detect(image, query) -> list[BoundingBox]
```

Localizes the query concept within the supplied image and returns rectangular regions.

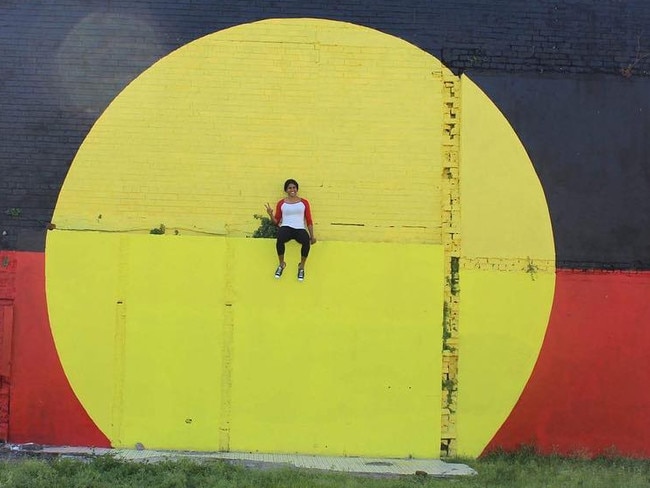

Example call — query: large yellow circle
[46,18,554,457]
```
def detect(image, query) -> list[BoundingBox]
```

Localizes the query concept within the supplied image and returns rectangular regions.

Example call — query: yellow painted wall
[46,232,227,450]
[53,19,443,244]
[47,18,449,456]
[46,231,443,456]
[229,239,442,456]
[45,18,556,458]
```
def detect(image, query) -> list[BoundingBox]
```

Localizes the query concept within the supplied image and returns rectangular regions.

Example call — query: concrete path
[25,445,477,477]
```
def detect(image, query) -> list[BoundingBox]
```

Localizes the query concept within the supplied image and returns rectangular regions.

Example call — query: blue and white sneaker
[274,265,285,279]
[297,267,305,281]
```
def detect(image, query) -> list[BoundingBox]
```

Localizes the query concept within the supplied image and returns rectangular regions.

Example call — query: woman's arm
[303,199,316,243]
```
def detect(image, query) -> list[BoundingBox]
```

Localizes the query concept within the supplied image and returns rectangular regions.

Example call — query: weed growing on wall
[252,214,277,239]
[526,257,538,281]
[621,36,650,77]
[149,224,166,235]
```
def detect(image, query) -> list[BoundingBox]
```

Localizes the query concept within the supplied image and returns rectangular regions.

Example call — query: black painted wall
[1,1,650,268]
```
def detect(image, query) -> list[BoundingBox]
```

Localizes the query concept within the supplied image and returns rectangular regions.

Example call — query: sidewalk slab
[34,445,476,477]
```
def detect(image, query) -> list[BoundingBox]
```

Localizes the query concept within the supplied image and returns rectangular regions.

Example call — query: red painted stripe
[9,251,109,447]
[484,269,650,457]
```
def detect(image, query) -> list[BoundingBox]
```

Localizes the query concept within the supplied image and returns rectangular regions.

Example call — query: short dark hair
[284,178,299,191]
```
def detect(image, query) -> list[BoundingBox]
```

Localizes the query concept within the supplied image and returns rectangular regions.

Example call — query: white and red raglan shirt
[274,198,313,229]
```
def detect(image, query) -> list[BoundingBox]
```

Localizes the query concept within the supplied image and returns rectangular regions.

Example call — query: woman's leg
[295,229,311,269]
[275,226,292,268]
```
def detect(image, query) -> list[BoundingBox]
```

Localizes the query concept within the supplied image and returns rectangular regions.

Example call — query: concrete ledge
[25,445,477,477]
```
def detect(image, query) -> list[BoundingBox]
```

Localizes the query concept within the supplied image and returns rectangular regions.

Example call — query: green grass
[1,450,650,488]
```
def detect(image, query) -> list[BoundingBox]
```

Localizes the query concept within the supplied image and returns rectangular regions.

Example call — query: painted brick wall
[2,1,650,259]
[3,1,650,457]
[51,20,444,244]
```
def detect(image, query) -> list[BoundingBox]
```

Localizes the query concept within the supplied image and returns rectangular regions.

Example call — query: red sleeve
[274,200,283,223]
[301,198,313,226]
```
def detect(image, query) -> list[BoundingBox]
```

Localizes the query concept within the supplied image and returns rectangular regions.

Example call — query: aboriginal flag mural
[1,1,650,458]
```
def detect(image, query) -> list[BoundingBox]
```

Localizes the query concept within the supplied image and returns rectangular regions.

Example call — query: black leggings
[276,226,311,258]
